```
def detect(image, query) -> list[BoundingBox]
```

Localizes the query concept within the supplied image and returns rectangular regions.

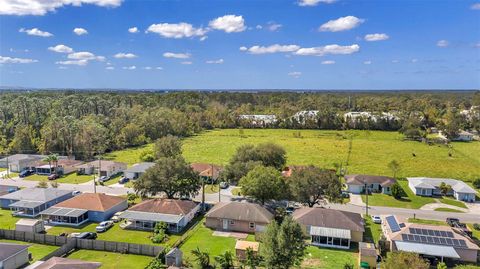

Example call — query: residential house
[34,159,83,175]
[124,162,155,179]
[205,201,274,233]
[293,207,364,249]
[191,163,223,182]
[238,114,277,127]
[0,154,46,173]
[281,166,307,177]
[30,257,101,269]
[439,130,475,142]
[345,174,396,195]
[119,199,200,232]
[407,177,477,202]
[76,160,127,178]
[0,243,30,269]
[40,193,128,226]
[381,215,479,263]
[0,188,73,217]
[0,185,19,197]
[292,110,319,124]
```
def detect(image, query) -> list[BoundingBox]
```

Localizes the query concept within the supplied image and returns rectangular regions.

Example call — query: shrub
[473,178,480,189]
[473,223,480,230]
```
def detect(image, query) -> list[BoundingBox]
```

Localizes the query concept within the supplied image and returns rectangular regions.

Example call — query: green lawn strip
[434,208,464,213]
[103,144,153,165]
[407,218,448,226]
[363,217,382,243]
[303,245,358,269]
[361,180,435,209]
[231,187,242,196]
[66,249,153,269]
[204,184,219,194]
[0,209,22,230]
[103,174,123,186]
[1,172,19,179]
[0,168,6,172]
[467,224,480,240]
[438,197,468,209]
[0,239,58,262]
[24,173,93,184]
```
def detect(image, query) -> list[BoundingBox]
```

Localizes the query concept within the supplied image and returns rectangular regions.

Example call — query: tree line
[0,90,478,159]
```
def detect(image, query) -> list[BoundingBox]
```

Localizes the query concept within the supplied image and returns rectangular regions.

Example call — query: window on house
[229,220,235,225]
[249,222,255,229]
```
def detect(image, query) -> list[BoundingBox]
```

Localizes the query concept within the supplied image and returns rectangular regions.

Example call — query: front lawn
[104,174,123,186]
[0,239,58,262]
[204,184,219,194]
[0,209,21,229]
[467,224,480,240]
[361,180,435,209]
[363,217,382,243]
[66,249,152,269]
[434,207,464,213]
[302,246,358,269]
[24,173,93,184]
[231,187,242,196]
[438,197,467,209]
[407,218,447,226]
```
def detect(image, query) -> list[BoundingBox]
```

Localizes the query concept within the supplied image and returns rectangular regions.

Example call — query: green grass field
[467,224,479,240]
[364,217,382,243]
[361,180,435,209]
[438,197,467,209]
[408,218,447,226]
[24,173,93,184]
[0,239,58,262]
[204,184,219,194]
[303,246,358,269]
[66,249,152,269]
[434,208,464,213]
[0,209,21,230]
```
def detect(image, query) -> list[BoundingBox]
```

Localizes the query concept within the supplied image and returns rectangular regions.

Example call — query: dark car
[74,232,97,240]
[48,174,59,180]
[98,176,109,183]
[118,177,129,184]
[19,169,34,178]
[446,218,460,226]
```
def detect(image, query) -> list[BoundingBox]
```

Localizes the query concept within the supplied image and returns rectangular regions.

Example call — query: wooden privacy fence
[0,229,163,257]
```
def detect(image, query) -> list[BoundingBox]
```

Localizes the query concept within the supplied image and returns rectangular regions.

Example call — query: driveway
[348,194,365,206]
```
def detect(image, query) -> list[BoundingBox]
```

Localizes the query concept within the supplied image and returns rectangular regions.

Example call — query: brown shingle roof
[129,199,198,215]
[206,202,274,224]
[34,257,101,269]
[191,163,222,178]
[345,174,396,187]
[53,193,126,212]
[292,207,364,232]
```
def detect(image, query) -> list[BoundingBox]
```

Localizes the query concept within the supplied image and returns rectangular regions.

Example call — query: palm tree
[215,251,234,269]
[43,154,59,175]
[191,247,212,269]
[43,155,54,175]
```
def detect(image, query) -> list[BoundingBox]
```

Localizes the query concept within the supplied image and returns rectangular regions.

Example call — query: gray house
[345,174,396,195]
[0,242,30,269]
[124,162,155,179]
[407,177,477,202]
[0,188,73,217]
[0,154,46,173]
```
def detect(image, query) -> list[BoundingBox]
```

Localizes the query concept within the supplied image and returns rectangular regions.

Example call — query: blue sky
[0,0,479,90]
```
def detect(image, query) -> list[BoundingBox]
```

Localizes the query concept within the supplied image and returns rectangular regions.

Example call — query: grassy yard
[361,180,435,209]
[66,249,152,269]
[408,218,447,226]
[434,208,464,213]
[364,217,382,243]
[437,197,468,209]
[24,173,93,184]
[467,224,479,240]
[302,246,358,269]
[231,187,242,196]
[0,239,58,262]
[0,209,21,230]
[104,144,153,165]
[204,184,219,194]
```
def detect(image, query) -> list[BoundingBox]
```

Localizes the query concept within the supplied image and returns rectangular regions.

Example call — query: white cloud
[319,16,364,32]
[128,27,138,33]
[288,71,302,78]
[437,40,449,47]
[256,25,263,30]
[114,52,137,59]
[106,66,114,70]
[19,27,53,37]
[471,3,480,10]
[298,0,337,6]
[68,51,103,61]
[144,66,152,70]
[181,61,193,65]
[146,23,206,39]
[1,0,122,16]
[242,44,300,54]
[163,52,190,59]
[321,60,335,65]
[209,15,246,33]
[73,27,88,35]
[56,60,88,66]
[364,33,389,41]
[267,22,282,32]
[364,60,372,64]
[295,44,360,56]
[0,55,38,64]
[156,67,163,70]
[206,59,224,64]
[122,66,136,70]
[48,44,73,53]
[200,36,208,41]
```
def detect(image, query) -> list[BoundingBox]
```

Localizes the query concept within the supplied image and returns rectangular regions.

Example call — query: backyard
[66,249,153,269]
[363,217,382,243]
[0,209,21,230]
[302,245,358,269]
[0,239,58,263]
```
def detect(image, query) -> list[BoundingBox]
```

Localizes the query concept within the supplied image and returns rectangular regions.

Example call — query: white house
[238,114,277,126]
[407,177,477,202]
[124,162,155,179]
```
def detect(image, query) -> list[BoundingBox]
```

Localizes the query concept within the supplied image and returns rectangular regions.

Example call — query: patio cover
[119,211,182,224]
[40,207,88,218]
[9,200,44,208]
[310,226,351,239]
[395,241,460,259]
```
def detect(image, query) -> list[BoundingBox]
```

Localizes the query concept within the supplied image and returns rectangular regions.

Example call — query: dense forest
[0,90,478,160]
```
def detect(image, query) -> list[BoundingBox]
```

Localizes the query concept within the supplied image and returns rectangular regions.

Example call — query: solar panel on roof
[434,231,441,237]
[440,231,447,237]
[386,216,401,232]
[439,238,447,245]
[445,231,454,238]
[427,230,435,236]
[427,237,434,243]
[459,240,467,247]
[446,238,453,245]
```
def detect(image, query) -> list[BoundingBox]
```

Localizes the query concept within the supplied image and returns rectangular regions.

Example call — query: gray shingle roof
[0,188,71,203]
[0,242,29,261]
[407,177,477,194]
[293,207,365,232]
[206,202,274,223]
[124,162,156,173]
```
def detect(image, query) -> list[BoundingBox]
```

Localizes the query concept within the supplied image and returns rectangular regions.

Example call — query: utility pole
[6,156,9,178]
[365,183,369,216]
[201,174,205,212]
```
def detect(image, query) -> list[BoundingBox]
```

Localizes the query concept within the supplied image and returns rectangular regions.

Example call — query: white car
[110,211,124,223]
[95,221,114,232]
[371,215,382,224]
[72,190,81,196]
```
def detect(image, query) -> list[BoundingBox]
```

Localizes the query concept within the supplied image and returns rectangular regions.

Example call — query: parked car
[48,174,59,180]
[74,232,97,239]
[371,215,382,224]
[219,182,229,189]
[118,177,129,184]
[72,190,81,196]
[68,232,81,238]
[98,176,109,183]
[341,191,350,198]
[96,221,114,232]
[110,211,124,223]
[19,169,35,178]
[446,218,460,226]
[285,206,296,215]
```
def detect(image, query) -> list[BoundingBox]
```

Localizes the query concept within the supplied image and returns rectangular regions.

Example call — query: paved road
[2,177,479,223]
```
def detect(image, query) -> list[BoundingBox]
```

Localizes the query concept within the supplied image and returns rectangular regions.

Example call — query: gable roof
[128,199,198,216]
[124,162,155,173]
[206,202,274,223]
[0,188,71,203]
[191,163,222,178]
[407,177,477,194]
[52,193,126,212]
[76,160,126,170]
[345,174,396,187]
[0,242,29,261]
[292,207,364,232]
[35,257,101,269]
[0,154,46,163]
[0,185,18,196]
